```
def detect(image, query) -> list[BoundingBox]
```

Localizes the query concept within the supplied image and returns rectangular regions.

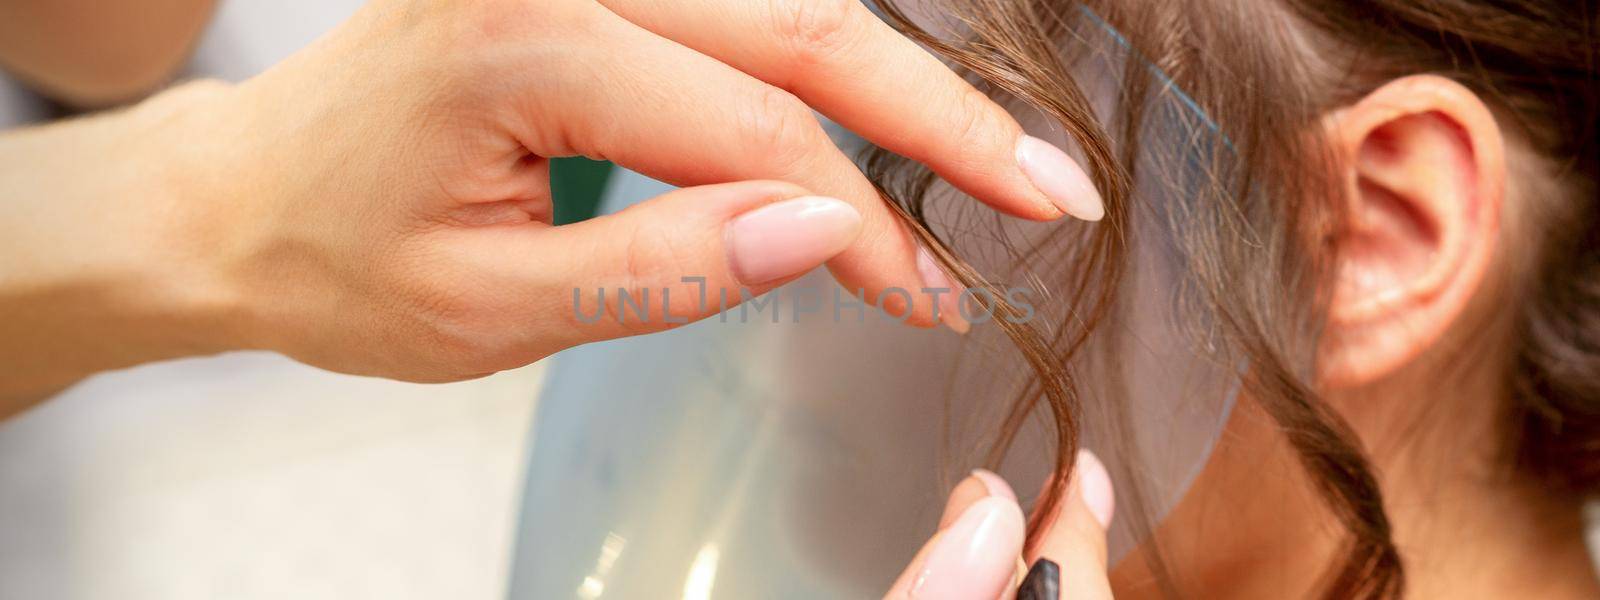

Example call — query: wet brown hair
[863,1,1600,598]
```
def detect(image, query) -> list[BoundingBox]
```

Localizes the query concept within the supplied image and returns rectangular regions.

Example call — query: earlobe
[1318,76,1505,388]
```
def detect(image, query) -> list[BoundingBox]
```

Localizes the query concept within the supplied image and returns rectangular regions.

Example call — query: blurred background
[0,3,591,598]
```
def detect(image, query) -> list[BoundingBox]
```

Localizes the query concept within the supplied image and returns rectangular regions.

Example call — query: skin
[1104,77,1600,598]
[0,0,1106,412]
[891,459,1115,600]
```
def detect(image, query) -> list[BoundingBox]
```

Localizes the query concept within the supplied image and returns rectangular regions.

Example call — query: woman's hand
[0,0,1104,401]
[887,451,1115,599]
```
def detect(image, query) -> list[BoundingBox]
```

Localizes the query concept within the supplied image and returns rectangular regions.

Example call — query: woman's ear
[1318,75,1505,388]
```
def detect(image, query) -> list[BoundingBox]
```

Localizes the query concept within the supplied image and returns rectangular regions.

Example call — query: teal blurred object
[551,157,614,225]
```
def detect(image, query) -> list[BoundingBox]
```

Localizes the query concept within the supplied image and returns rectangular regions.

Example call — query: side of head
[1295,0,1600,498]
[869,0,1599,597]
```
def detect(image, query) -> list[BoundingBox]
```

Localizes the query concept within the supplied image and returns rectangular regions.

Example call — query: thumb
[1021,450,1117,600]
[529,180,863,345]
[886,471,1027,599]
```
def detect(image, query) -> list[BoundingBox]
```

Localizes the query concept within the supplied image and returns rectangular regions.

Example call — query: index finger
[1026,450,1116,600]
[596,0,1105,222]
[886,472,1026,599]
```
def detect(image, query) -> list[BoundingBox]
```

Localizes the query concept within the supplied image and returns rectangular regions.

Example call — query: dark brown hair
[864,1,1600,598]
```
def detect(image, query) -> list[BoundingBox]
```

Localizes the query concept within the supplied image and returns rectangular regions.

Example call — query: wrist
[119,79,268,356]
[0,79,261,399]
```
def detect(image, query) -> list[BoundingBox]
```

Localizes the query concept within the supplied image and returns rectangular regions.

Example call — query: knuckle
[617,226,656,294]
[616,220,697,293]
[415,304,492,372]
[738,87,823,174]
[948,86,1004,154]
[595,225,680,337]
[462,0,589,41]
[403,268,528,375]
[432,317,527,376]
[770,0,858,65]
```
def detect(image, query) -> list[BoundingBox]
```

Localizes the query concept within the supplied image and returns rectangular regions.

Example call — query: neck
[1346,342,1600,599]
[1112,340,1600,598]
[1383,462,1598,599]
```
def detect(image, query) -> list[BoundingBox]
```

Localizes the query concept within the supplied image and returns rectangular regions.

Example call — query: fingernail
[726,197,862,285]
[969,469,1017,502]
[916,247,970,333]
[1016,135,1105,221]
[1075,449,1115,528]
[1017,559,1061,600]
[912,497,1025,599]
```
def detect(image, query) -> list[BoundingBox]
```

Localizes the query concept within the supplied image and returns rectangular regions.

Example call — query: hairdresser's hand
[1,0,1106,398]
[886,470,1027,599]
[192,0,1105,378]
[885,453,1115,599]
[1015,451,1117,599]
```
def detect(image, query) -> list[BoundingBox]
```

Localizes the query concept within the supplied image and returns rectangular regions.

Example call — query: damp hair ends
[862,1,1600,599]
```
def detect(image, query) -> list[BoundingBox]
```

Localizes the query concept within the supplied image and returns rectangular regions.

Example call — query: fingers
[1023,450,1117,600]
[454,180,861,347]
[524,8,954,327]
[596,0,1105,222]
[887,471,1027,599]
[551,180,860,342]
[940,469,1017,529]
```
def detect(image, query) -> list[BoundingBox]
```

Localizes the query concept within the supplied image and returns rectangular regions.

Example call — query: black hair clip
[1016,558,1060,600]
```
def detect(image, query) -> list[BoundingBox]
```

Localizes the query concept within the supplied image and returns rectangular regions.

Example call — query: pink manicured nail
[1016,135,1105,221]
[969,469,1017,502]
[916,247,970,334]
[1075,449,1115,528]
[726,197,862,285]
[911,497,1026,599]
